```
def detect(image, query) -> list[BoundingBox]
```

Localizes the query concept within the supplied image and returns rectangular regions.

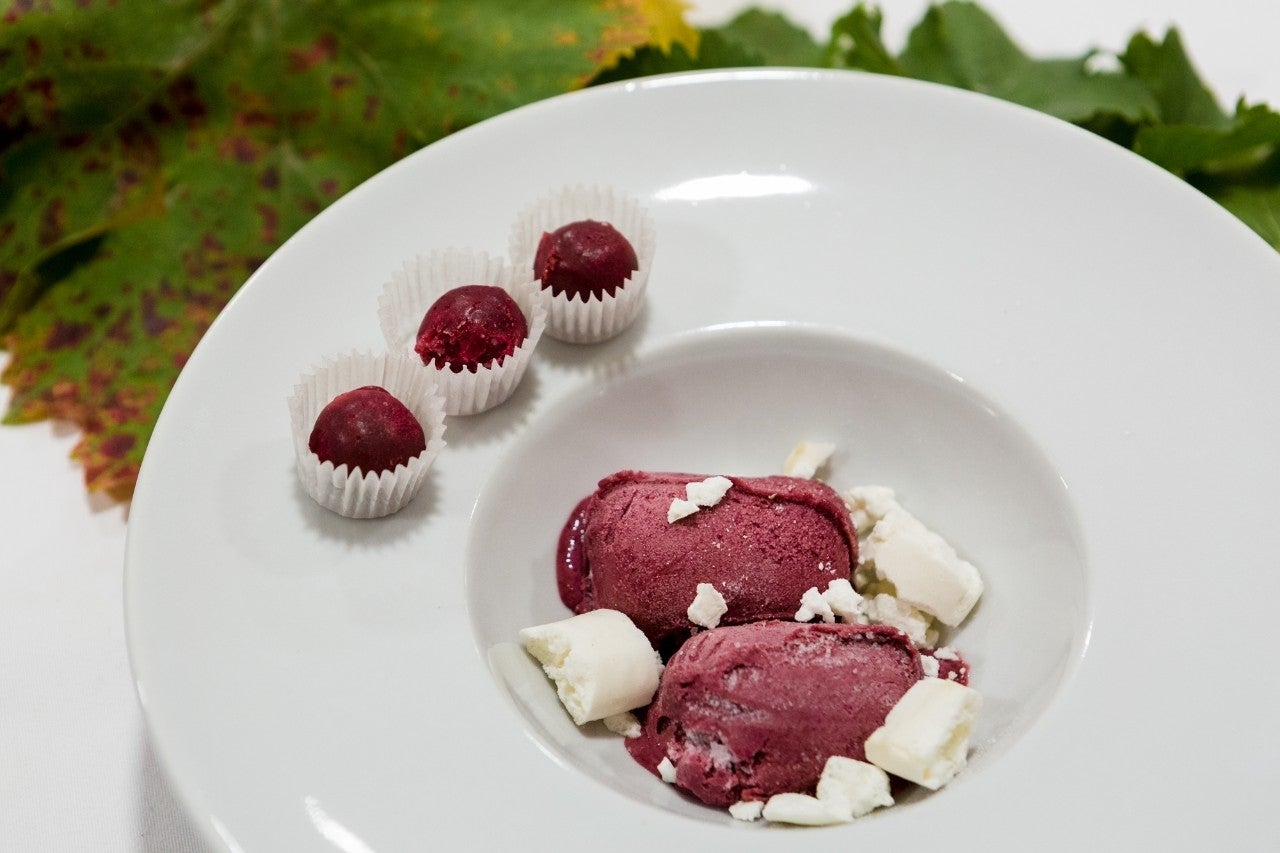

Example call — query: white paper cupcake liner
[509,185,656,344]
[378,248,548,416]
[288,351,447,518]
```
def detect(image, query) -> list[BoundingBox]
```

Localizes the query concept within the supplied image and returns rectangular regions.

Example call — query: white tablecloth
[3,2,1275,849]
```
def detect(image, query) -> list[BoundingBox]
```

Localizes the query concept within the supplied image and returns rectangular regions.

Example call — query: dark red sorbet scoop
[534,219,637,300]
[415,284,528,373]
[308,385,426,474]
[626,621,923,808]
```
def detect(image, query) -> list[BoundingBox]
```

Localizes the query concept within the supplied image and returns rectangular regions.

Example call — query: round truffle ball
[308,385,427,474]
[414,284,528,373]
[534,219,638,300]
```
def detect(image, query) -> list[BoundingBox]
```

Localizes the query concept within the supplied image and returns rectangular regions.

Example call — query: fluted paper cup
[509,185,655,343]
[288,350,447,518]
[378,248,547,415]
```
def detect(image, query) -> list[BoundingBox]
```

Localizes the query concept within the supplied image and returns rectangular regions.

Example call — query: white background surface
[2,2,1277,850]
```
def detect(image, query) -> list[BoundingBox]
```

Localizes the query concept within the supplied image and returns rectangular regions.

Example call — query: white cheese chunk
[602,712,642,738]
[783,441,835,479]
[864,593,938,648]
[821,578,868,624]
[520,609,663,726]
[863,510,983,627]
[668,476,733,522]
[657,756,677,783]
[686,475,733,506]
[667,498,699,523]
[920,655,940,678]
[687,582,728,629]
[762,792,850,825]
[842,485,902,535]
[864,678,982,791]
[728,800,765,822]
[815,756,894,818]
[794,586,835,623]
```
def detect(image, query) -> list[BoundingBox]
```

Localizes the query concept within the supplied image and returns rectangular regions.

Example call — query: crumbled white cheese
[602,712,642,738]
[821,578,867,623]
[794,586,835,623]
[842,485,902,535]
[668,476,733,522]
[728,800,765,822]
[687,582,728,629]
[932,646,959,661]
[761,792,850,826]
[863,593,938,648]
[863,510,983,627]
[686,475,733,506]
[815,756,894,818]
[920,655,940,678]
[865,678,982,791]
[657,756,677,783]
[667,498,699,523]
[519,609,664,725]
[783,441,835,479]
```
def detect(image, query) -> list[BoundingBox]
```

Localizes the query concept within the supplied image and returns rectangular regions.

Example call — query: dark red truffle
[414,285,528,373]
[308,385,426,474]
[534,219,637,300]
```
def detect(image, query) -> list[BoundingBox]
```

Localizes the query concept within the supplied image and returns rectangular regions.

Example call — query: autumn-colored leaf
[0,0,694,499]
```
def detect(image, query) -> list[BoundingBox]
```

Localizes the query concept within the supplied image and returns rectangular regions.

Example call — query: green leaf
[589,7,819,86]
[823,5,902,76]
[1212,181,1280,250]
[1135,102,1280,175]
[1120,29,1228,127]
[590,30,763,85]
[715,9,823,67]
[0,0,691,498]
[896,2,1157,125]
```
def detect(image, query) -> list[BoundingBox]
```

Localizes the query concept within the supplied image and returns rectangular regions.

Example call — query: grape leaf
[0,0,694,498]
[1214,181,1280,249]
[714,9,823,68]
[1119,28,1229,128]
[829,0,1162,126]
[822,5,900,75]
[1134,103,1280,175]
[816,3,1280,248]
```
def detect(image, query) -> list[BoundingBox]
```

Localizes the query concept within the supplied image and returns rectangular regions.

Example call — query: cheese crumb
[668,476,733,522]
[657,756,677,783]
[920,655,940,678]
[687,582,728,629]
[602,712,641,738]
[842,485,902,535]
[933,646,959,661]
[863,593,938,647]
[822,578,867,623]
[783,441,835,479]
[686,475,733,506]
[727,800,764,822]
[761,792,850,826]
[815,756,894,818]
[667,498,699,523]
[865,679,982,791]
[794,586,835,623]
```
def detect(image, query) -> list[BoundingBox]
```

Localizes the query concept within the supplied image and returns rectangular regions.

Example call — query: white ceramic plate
[125,69,1280,852]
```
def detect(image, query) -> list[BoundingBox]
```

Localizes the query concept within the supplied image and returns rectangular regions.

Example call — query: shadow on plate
[291,467,441,547]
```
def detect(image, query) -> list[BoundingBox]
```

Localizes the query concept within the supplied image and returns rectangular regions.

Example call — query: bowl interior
[467,323,1088,821]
